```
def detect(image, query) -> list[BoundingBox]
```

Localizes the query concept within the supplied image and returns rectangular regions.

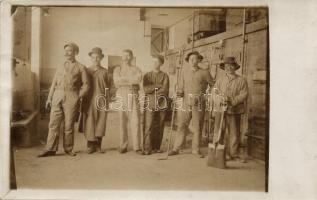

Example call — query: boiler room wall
[40,7,152,86]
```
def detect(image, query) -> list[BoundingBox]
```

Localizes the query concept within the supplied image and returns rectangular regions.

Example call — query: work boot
[135,149,143,155]
[87,141,96,154]
[87,148,96,154]
[192,150,204,158]
[65,151,77,156]
[153,149,163,153]
[143,151,152,155]
[168,150,179,156]
[95,138,105,153]
[118,148,127,154]
[37,151,56,158]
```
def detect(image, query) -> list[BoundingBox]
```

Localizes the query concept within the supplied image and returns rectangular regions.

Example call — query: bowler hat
[219,56,240,70]
[185,51,203,62]
[64,42,79,54]
[89,47,104,58]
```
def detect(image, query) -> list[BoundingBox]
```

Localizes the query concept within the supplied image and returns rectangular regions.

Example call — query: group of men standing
[38,42,248,161]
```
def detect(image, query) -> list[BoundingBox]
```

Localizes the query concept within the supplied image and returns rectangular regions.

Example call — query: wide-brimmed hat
[88,47,104,58]
[64,42,79,54]
[219,56,240,70]
[185,51,203,62]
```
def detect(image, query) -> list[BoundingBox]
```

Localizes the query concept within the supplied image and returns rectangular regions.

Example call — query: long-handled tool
[158,100,176,160]
[207,98,227,169]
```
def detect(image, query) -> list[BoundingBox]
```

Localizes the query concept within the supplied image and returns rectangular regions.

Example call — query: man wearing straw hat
[168,51,213,157]
[213,56,248,161]
[38,42,89,157]
[79,47,110,154]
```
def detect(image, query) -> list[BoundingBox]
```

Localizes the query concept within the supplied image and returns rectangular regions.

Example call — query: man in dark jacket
[142,55,169,155]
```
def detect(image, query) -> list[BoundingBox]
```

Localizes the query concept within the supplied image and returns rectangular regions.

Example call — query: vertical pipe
[241,8,247,74]
[240,8,249,162]
[191,10,195,51]
[0,2,13,196]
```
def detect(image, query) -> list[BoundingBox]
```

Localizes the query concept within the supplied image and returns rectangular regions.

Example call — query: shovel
[158,100,176,160]
[207,101,227,169]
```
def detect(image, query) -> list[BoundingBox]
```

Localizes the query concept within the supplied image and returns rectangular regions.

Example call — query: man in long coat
[80,47,110,154]
[38,42,89,157]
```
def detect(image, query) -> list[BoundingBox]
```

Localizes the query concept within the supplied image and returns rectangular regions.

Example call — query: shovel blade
[207,143,226,169]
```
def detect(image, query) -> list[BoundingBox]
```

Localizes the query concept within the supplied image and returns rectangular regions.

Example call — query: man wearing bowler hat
[38,42,89,157]
[168,51,213,157]
[213,56,248,161]
[79,47,111,154]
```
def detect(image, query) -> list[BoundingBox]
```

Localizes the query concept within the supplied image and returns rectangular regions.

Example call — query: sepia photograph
[1,1,271,197]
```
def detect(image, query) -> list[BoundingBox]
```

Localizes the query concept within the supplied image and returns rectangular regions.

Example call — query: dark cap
[185,51,203,62]
[64,42,79,54]
[219,56,240,70]
[89,47,104,57]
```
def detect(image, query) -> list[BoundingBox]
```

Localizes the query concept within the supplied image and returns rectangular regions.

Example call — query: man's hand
[45,100,51,110]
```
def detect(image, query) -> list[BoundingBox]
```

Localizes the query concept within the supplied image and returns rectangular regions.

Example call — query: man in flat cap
[213,56,248,161]
[169,51,213,157]
[142,54,169,155]
[113,49,143,154]
[38,42,89,157]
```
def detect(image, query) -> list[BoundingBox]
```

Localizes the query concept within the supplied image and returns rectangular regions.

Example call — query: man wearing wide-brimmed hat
[213,56,248,161]
[79,47,111,154]
[168,51,213,157]
[38,42,90,157]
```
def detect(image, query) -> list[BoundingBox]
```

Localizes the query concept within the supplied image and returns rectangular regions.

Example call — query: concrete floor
[14,112,266,191]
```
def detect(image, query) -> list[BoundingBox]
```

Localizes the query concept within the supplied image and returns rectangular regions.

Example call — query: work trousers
[118,92,141,151]
[173,105,205,153]
[143,110,167,152]
[45,100,78,152]
[213,112,241,158]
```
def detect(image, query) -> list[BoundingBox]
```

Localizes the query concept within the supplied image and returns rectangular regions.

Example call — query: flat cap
[64,42,79,54]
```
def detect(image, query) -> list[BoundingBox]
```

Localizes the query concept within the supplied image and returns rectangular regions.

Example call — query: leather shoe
[143,151,151,155]
[65,151,77,156]
[192,151,204,158]
[37,151,56,157]
[87,148,96,154]
[155,149,163,153]
[96,147,105,154]
[118,148,127,154]
[168,150,179,156]
[135,149,143,155]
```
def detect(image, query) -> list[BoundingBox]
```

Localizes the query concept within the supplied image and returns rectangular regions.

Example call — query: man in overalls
[38,42,89,157]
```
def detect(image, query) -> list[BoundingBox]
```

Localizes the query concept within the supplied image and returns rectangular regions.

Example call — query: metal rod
[241,8,247,74]
[191,11,195,51]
